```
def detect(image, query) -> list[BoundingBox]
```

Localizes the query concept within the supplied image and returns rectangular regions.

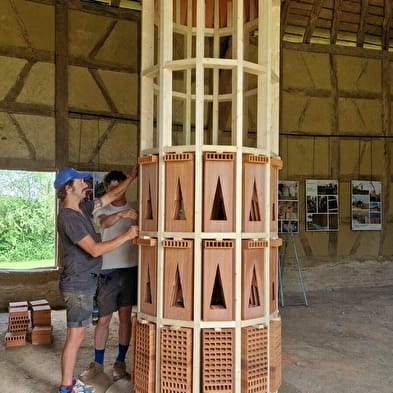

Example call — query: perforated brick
[202,329,234,393]
[4,331,27,348]
[241,325,268,393]
[130,314,137,385]
[8,306,28,318]
[160,326,193,393]
[134,321,156,393]
[269,319,282,392]
[8,320,29,333]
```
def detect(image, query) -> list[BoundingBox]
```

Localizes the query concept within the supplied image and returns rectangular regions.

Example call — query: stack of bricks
[30,299,52,345]
[5,301,29,348]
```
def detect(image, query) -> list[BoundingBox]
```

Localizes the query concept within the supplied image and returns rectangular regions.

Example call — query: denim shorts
[97,267,138,317]
[62,290,95,328]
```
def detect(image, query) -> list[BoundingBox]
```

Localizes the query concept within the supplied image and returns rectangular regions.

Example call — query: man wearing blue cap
[54,166,138,393]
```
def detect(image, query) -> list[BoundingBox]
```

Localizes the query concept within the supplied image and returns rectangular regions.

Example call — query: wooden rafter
[280,0,291,40]
[382,0,392,50]
[303,0,324,44]
[357,0,369,48]
[331,0,343,45]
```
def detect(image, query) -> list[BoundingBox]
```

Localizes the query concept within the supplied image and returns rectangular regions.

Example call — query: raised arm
[93,165,138,212]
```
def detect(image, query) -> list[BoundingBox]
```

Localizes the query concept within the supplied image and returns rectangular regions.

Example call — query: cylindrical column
[137,1,282,393]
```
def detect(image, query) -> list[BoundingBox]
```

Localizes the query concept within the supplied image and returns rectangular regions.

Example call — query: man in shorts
[79,170,138,382]
[54,166,138,393]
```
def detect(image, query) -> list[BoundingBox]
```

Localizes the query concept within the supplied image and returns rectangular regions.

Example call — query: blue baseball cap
[54,167,91,188]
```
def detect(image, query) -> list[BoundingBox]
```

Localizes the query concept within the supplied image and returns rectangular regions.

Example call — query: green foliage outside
[0,170,56,267]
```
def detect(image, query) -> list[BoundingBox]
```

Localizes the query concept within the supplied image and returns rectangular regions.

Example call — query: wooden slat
[382,0,392,49]
[357,0,369,47]
[55,0,68,170]
[303,0,325,43]
[331,0,343,44]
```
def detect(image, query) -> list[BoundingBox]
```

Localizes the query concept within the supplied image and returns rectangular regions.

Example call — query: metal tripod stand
[278,222,309,307]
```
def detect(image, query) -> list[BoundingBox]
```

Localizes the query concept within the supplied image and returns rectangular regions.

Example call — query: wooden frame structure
[137,1,282,392]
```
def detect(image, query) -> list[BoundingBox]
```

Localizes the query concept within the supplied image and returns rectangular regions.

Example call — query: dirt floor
[0,285,392,393]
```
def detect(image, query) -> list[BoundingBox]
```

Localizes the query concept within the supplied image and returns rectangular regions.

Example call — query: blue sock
[94,349,105,364]
[116,344,129,362]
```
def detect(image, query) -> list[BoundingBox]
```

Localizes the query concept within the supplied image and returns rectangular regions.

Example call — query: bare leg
[95,313,112,350]
[118,306,132,345]
[61,326,87,387]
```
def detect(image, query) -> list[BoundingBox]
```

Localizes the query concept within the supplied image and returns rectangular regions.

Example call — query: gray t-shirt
[57,200,102,293]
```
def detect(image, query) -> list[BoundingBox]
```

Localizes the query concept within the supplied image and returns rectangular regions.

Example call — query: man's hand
[128,164,138,180]
[125,225,139,240]
[118,208,138,220]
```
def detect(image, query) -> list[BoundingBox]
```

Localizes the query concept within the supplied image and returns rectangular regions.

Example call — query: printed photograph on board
[306,179,339,231]
[351,180,382,230]
[278,181,299,233]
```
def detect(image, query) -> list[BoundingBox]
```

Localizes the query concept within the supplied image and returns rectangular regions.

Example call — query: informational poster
[85,171,107,201]
[278,181,299,233]
[306,179,339,231]
[351,180,382,230]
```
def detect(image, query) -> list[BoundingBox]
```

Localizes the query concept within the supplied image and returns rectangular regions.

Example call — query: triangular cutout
[210,265,226,309]
[248,266,261,307]
[249,180,261,221]
[174,177,186,220]
[145,182,153,220]
[171,265,185,308]
[145,265,152,304]
[210,177,227,221]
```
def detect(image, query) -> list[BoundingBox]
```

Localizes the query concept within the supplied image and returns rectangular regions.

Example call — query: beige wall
[280,46,393,262]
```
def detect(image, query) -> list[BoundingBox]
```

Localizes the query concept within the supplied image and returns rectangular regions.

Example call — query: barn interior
[0,0,392,393]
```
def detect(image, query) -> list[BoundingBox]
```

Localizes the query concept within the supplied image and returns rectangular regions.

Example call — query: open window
[0,170,56,270]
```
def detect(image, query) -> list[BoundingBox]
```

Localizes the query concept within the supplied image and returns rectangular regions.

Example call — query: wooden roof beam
[281,0,291,40]
[357,0,369,47]
[382,0,392,50]
[331,0,343,45]
[303,0,324,44]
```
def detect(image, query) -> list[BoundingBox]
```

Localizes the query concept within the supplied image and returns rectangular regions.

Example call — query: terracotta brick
[160,326,193,393]
[269,319,282,392]
[4,331,27,348]
[241,325,268,393]
[269,239,282,314]
[8,306,29,318]
[32,326,53,345]
[202,240,233,321]
[29,299,49,308]
[129,314,137,385]
[163,239,193,321]
[242,154,268,233]
[139,154,159,232]
[164,153,194,232]
[202,328,234,393]
[242,240,267,320]
[134,321,156,393]
[31,304,51,327]
[203,153,234,232]
[270,158,283,233]
[138,238,158,316]
[9,301,28,309]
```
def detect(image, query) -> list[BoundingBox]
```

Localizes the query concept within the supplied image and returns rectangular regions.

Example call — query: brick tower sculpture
[135,1,282,393]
